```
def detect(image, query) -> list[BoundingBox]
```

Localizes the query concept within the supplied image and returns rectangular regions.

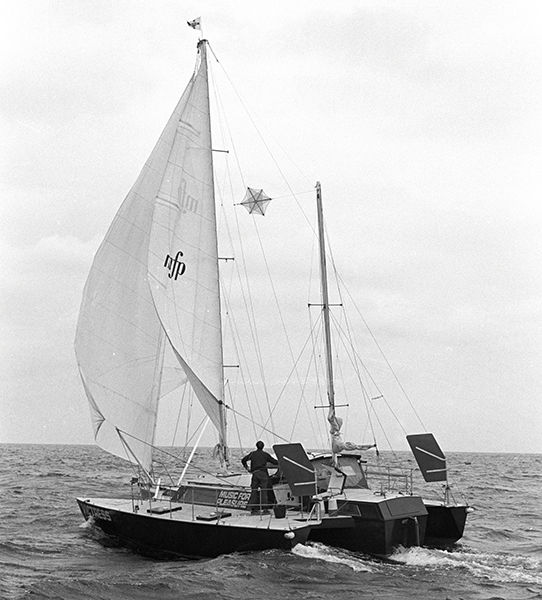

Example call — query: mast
[315,182,337,462]
[199,39,229,466]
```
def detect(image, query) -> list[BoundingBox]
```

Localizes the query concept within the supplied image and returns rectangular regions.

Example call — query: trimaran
[76,30,470,559]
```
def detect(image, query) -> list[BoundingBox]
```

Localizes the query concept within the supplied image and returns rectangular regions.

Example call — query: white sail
[75,41,225,471]
[146,41,225,440]
[74,157,167,470]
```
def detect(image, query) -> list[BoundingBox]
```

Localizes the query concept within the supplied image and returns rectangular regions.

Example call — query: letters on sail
[75,41,227,473]
[164,251,187,280]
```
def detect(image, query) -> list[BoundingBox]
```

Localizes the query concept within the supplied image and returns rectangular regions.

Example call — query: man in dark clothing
[241,441,278,513]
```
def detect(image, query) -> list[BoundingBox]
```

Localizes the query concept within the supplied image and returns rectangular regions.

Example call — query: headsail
[75,41,226,471]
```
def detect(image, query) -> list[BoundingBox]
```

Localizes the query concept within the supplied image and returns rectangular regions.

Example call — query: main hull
[77,497,314,559]
[164,480,429,557]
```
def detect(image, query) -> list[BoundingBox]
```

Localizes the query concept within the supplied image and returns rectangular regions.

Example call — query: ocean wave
[2,445,541,600]
[391,546,542,585]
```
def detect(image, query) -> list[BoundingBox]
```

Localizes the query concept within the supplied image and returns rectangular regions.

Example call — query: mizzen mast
[315,182,338,463]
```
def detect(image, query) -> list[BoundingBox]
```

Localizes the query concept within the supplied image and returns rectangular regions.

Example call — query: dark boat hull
[308,495,428,556]
[77,498,312,559]
[152,481,430,557]
[137,469,434,557]
[424,503,469,546]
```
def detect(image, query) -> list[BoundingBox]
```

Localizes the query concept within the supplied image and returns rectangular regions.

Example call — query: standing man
[242,441,278,513]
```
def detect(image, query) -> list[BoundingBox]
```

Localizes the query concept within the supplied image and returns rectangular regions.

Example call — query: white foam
[79,518,94,529]
[292,542,374,572]
[391,546,542,585]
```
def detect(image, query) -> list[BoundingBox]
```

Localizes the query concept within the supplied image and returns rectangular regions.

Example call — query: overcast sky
[1,1,541,453]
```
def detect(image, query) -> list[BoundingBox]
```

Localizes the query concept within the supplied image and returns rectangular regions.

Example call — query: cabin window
[336,501,361,516]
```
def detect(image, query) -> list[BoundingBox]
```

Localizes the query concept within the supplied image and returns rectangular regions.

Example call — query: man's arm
[266,452,278,465]
[241,452,252,470]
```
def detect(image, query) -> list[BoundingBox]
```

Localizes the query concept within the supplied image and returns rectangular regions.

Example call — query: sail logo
[178,178,199,214]
[164,251,187,280]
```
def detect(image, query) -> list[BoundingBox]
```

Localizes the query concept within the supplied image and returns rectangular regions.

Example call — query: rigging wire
[329,311,405,435]
[334,265,428,433]
[118,422,243,485]
[321,221,413,451]
[210,61,278,436]
[220,284,264,440]
[224,372,248,451]
[208,44,328,448]
[211,44,318,233]
[208,42,427,458]
[171,379,189,448]
[303,313,330,449]
[209,58,276,440]
[224,405,291,445]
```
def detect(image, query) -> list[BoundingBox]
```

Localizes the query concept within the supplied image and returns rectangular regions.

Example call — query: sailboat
[74,38,320,558]
[75,33,469,559]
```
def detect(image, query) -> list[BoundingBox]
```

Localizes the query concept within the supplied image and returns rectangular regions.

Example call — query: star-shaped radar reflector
[240,187,272,216]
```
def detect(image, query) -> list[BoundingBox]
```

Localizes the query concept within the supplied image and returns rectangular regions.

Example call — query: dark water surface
[1,444,541,600]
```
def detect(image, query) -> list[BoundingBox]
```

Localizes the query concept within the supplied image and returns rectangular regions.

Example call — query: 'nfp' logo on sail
[164,251,187,280]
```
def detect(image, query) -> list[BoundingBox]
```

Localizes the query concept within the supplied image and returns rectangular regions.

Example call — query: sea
[1,444,541,600]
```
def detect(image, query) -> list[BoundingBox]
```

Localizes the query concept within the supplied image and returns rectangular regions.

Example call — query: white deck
[341,488,409,503]
[80,497,317,532]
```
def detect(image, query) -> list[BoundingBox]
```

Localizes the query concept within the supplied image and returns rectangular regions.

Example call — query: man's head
[256,441,264,450]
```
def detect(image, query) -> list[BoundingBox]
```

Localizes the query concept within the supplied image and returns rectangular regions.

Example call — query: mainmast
[199,38,229,467]
[315,182,338,463]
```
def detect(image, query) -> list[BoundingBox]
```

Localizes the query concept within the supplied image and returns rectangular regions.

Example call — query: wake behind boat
[75,28,469,559]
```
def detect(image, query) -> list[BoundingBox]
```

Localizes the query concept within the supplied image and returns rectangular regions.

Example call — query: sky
[1,0,541,454]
